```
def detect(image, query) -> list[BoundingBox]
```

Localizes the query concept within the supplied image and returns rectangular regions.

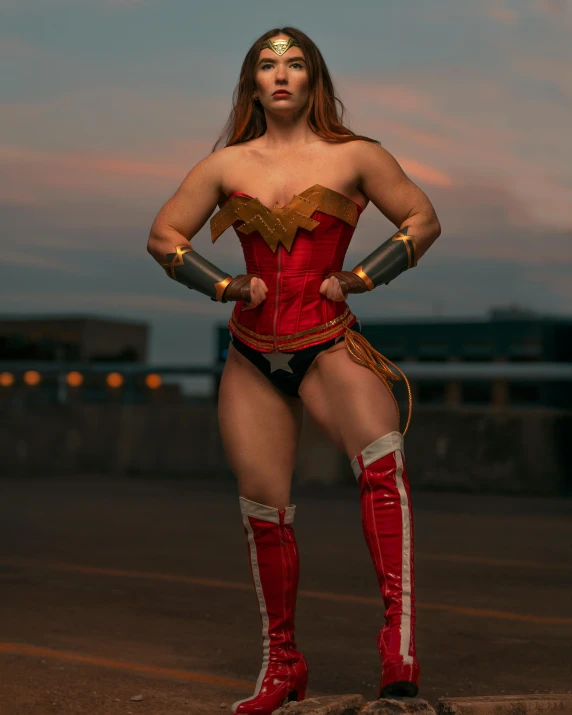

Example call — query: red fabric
[355,449,420,697]
[233,510,308,713]
[226,193,363,352]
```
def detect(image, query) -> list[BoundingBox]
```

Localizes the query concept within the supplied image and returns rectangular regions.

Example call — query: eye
[260,62,304,70]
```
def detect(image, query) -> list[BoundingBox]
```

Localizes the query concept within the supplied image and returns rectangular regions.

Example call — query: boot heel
[291,663,308,701]
[289,684,307,702]
[380,680,419,698]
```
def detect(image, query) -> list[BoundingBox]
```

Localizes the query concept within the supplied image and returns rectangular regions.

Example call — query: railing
[2,360,571,410]
[0,361,223,376]
[1,360,572,379]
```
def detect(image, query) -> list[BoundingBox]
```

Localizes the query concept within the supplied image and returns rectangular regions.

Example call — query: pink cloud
[0,188,44,205]
[356,84,433,113]
[397,158,453,188]
[338,66,572,231]
[354,177,572,269]
[0,38,42,59]
[1,63,570,299]
[486,6,519,24]
[0,84,227,208]
[364,117,450,152]
[0,145,192,177]
[0,143,210,204]
[531,0,572,29]
[419,181,572,266]
[3,71,568,234]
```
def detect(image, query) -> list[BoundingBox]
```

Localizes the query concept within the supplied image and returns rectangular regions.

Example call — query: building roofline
[0,313,148,327]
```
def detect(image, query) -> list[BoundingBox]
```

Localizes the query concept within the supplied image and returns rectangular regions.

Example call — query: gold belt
[229,306,357,351]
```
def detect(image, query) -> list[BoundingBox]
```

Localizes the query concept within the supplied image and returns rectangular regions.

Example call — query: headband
[259,37,300,56]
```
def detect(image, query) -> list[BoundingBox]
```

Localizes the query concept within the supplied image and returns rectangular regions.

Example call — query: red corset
[210,184,364,353]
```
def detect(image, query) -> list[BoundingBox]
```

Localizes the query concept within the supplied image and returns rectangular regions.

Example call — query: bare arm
[147,152,224,259]
[321,143,441,300]
[147,149,268,307]
[355,141,441,260]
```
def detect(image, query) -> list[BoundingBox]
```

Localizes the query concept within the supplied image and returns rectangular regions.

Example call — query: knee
[343,426,402,462]
[347,430,404,468]
[239,488,291,512]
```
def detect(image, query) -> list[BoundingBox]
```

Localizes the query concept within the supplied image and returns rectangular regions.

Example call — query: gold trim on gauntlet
[351,227,418,289]
[325,271,370,296]
[162,244,233,302]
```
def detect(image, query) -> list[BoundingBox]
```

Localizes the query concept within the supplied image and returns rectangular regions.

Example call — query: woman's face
[254,35,309,114]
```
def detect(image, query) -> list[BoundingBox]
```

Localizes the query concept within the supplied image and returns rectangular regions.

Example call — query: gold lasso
[342,327,412,436]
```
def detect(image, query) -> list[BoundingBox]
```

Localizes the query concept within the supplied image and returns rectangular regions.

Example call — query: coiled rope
[342,326,412,436]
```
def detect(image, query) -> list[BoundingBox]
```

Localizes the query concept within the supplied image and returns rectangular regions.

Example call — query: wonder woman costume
[215,184,371,399]
[158,35,422,715]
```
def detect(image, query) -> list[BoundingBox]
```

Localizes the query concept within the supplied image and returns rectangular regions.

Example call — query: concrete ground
[0,477,570,714]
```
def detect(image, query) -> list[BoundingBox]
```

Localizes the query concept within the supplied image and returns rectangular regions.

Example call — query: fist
[319,275,347,301]
[223,274,268,309]
[320,271,370,300]
[242,275,268,311]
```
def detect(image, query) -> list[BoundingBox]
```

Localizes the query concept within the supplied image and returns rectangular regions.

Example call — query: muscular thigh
[298,342,400,460]
[217,342,303,509]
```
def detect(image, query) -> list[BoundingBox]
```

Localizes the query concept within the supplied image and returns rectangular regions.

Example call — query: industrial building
[0,315,148,363]
[0,315,177,403]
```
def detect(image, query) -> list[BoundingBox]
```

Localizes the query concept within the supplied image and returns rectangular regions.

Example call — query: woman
[147,26,441,715]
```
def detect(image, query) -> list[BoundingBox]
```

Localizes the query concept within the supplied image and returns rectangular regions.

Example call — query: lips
[273,91,291,96]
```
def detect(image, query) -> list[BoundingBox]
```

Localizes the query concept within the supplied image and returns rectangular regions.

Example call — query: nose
[275,66,287,82]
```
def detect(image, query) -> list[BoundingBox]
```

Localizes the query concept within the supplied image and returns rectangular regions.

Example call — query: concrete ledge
[361,698,436,713]
[275,694,367,713]
[436,694,572,714]
[275,695,435,714]
[271,694,572,715]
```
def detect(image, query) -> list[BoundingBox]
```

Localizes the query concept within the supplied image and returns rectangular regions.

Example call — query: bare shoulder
[214,141,254,167]
[149,145,245,240]
[347,139,438,229]
[185,144,236,184]
[347,139,405,177]
[170,144,247,205]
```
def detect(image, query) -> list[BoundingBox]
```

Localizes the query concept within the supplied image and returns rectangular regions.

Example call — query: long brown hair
[211,26,380,151]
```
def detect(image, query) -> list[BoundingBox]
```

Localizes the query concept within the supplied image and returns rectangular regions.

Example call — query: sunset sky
[1,0,571,365]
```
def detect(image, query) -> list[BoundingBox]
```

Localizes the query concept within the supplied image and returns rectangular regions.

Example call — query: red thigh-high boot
[231,497,308,714]
[351,431,420,699]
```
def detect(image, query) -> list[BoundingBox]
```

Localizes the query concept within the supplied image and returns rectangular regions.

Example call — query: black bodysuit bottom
[229,319,362,399]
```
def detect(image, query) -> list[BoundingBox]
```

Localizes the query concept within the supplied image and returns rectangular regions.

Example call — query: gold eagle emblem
[210,184,360,252]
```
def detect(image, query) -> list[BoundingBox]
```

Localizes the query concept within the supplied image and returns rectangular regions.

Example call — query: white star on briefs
[263,351,295,373]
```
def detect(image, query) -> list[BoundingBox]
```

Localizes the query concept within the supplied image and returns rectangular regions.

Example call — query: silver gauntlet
[162,244,233,302]
[351,226,418,289]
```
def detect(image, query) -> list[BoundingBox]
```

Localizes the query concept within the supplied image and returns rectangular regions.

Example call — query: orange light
[145,373,162,389]
[23,370,41,386]
[0,372,15,387]
[106,372,124,388]
[66,371,84,387]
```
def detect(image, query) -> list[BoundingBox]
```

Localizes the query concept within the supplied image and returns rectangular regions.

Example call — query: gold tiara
[259,37,300,56]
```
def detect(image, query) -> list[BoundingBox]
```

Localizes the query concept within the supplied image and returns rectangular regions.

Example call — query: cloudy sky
[1,0,571,365]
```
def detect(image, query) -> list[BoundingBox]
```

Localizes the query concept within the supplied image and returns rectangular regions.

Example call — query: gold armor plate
[210,184,360,253]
